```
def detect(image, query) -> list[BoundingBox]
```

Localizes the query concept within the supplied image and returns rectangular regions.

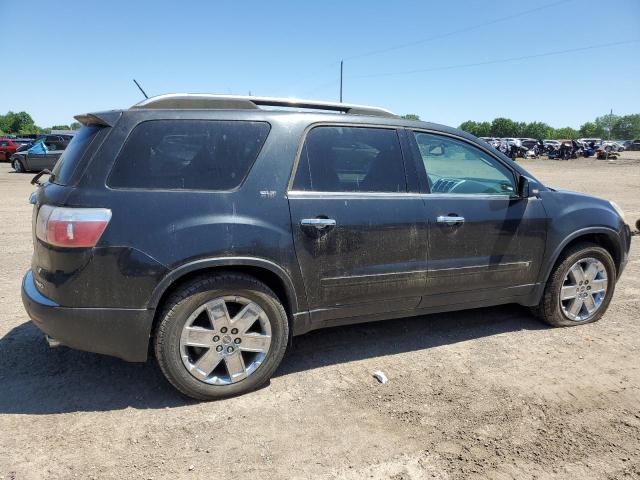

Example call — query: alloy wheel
[560,258,608,321]
[179,296,272,385]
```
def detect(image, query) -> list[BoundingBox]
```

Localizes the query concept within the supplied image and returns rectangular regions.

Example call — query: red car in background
[0,138,32,161]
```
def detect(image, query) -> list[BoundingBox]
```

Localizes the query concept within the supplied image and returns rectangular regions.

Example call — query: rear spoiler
[74,111,122,127]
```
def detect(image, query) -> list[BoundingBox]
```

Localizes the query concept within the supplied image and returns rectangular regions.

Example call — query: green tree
[579,121,600,138]
[475,121,491,137]
[401,114,420,121]
[50,124,71,130]
[0,111,41,134]
[553,127,578,139]
[594,113,620,139]
[491,117,518,137]
[70,121,82,130]
[522,121,552,139]
[459,120,479,135]
[459,121,491,137]
[612,114,640,139]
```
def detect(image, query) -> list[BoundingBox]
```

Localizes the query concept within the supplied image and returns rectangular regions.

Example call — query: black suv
[22,94,631,400]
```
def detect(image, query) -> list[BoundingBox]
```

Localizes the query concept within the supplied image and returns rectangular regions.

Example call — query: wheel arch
[540,227,623,286]
[148,257,301,323]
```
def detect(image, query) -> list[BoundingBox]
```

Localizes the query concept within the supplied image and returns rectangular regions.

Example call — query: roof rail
[130,94,398,118]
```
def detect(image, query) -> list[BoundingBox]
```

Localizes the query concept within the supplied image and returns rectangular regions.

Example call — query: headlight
[609,201,627,224]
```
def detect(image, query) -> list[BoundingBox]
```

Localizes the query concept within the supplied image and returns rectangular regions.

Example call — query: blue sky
[1,0,638,128]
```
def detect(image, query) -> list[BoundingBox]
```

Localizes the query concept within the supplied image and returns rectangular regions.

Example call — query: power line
[301,78,340,96]
[291,0,572,99]
[343,0,573,61]
[350,39,640,79]
[287,61,341,91]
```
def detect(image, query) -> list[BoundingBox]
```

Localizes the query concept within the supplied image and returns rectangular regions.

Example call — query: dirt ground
[1,152,639,480]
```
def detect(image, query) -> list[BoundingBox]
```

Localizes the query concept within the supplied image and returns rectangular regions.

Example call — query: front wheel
[154,273,289,400]
[533,243,616,327]
[12,158,25,173]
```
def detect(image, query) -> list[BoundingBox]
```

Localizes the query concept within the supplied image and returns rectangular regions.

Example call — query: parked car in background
[0,138,32,161]
[627,140,640,151]
[479,137,501,149]
[601,140,623,152]
[579,138,602,147]
[10,135,73,172]
[21,94,631,400]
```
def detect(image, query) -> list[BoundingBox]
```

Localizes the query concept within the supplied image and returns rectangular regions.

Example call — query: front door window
[413,132,516,196]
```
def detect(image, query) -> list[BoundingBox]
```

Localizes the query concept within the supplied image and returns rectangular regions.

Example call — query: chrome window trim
[287,190,512,200]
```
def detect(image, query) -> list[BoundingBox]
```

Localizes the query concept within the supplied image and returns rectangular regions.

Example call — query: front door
[26,153,46,171]
[288,125,428,322]
[407,131,548,307]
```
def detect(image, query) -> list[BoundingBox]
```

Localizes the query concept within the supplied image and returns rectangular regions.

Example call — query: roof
[129,93,398,118]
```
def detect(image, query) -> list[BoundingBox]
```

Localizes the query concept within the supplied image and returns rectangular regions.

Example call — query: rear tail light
[36,205,112,248]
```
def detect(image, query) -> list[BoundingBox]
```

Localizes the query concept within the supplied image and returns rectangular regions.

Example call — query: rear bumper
[21,270,154,362]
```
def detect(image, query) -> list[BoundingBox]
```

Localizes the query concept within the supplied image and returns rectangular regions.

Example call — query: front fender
[535,189,628,287]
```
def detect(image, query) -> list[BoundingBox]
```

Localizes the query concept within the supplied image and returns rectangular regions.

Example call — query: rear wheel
[12,159,24,173]
[533,243,616,327]
[154,273,289,400]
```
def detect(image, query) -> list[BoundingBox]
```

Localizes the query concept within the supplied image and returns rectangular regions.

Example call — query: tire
[532,242,616,327]
[154,273,289,400]
[12,159,25,173]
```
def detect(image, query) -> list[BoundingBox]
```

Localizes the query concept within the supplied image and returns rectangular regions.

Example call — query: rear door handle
[300,218,336,230]
[436,215,465,225]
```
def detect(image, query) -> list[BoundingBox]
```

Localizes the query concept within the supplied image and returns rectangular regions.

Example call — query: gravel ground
[1,152,639,480]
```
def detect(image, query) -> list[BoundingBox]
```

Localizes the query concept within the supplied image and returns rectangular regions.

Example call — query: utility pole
[339,60,343,103]
[609,108,613,140]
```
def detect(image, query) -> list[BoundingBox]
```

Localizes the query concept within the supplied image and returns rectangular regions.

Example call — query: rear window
[108,120,270,191]
[51,126,103,185]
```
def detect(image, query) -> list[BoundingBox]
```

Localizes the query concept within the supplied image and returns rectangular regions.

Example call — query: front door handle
[300,218,336,230]
[436,215,465,225]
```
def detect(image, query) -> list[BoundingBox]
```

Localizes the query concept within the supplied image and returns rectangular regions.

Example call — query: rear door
[407,130,548,306]
[287,125,428,322]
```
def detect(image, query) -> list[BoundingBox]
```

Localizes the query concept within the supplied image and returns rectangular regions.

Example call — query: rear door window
[108,120,270,190]
[292,126,406,192]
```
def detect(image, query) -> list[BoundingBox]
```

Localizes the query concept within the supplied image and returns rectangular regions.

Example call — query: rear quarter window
[51,126,103,185]
[108,120,270,191]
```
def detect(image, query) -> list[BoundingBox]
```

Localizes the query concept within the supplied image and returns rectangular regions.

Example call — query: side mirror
[428,144,444,156]
[517,176,538,198]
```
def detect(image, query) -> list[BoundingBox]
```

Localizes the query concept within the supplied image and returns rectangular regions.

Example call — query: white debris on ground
[372,370,389,384]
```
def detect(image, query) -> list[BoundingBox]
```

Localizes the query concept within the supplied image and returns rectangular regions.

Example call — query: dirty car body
[21,94,631,399]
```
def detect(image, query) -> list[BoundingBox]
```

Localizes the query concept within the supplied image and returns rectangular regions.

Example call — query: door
[407,131,548,307]
[288,125,428,322]
[0,140,9,161]
[25,139,51,171]
[43,137,63,170]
